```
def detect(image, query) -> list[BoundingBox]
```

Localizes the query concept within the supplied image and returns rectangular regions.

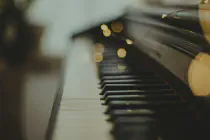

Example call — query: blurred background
[27,0,200,57]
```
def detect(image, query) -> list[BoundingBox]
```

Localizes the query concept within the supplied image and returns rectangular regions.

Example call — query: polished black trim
[45,59,66,140]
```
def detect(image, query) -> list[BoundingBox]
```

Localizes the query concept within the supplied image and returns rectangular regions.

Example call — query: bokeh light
[117,48,127,58]
[94,52,103,63]
[94,43,105,53]
[100,24,109,31]
[111,22,123,33]
[126,39,133,45]
[103,29,111,37]
[201,0,209,4]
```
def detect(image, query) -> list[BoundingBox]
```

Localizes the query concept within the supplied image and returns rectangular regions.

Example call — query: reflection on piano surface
[49,1,210,140]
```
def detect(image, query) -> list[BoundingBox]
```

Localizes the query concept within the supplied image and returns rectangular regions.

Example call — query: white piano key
[52,38,112,140]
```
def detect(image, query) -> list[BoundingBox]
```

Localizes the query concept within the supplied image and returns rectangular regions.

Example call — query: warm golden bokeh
[117,48,127,58]
[204,0,209,4]
[100,24,109,31]
[103,29,111,37]
[111,22,123,33]
[94,43,105,53]
[200,0,209,4]
[188,53,210,96]
[94,52,103,63]
[126,39,133,45]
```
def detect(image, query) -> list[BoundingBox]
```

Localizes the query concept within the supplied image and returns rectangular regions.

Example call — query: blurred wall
[27,0,134,56]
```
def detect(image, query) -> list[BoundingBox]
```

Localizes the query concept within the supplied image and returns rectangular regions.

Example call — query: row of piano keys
[96,38,210,140]
[51,1,210,140]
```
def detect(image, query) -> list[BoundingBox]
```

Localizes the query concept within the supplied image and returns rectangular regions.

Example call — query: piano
[47,3,210,140]
[1,0,210,140]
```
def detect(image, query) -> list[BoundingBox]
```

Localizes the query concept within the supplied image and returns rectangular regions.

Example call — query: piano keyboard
[51,38,210,140]
[96,39,205,140]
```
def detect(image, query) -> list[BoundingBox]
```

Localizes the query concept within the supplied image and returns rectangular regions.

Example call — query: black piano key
[99,72,133,77]
[99,71,155,77]
[108,109,155,121]
[114,116,156,124]
[101,89,175,100]
[99,64,147,72]
[108,107,192,122]
[102,94,181,105]
[112,117,157,135]
[113,124,157,140]
[99,63,128,68]
[100,75,159,84]
[100,76,161,85]
[99,66,131,72]
[100,84,171,95]
[100,79,165,89]
[105,100,185,114]
[99,59,124,64]
[99,69,132,76]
